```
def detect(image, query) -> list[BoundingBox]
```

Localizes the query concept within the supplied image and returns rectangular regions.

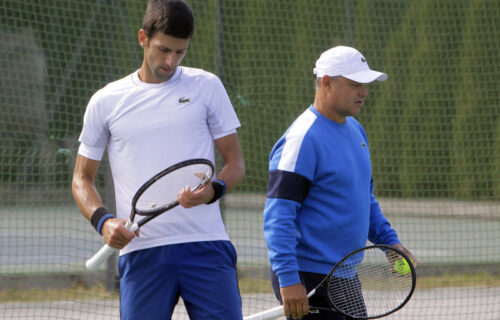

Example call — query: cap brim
[343,70,387,83]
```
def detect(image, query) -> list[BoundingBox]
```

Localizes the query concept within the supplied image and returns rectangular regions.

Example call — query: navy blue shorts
[118,241,242,320]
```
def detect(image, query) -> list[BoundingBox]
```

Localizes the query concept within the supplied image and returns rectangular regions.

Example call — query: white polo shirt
[78,67,240,255]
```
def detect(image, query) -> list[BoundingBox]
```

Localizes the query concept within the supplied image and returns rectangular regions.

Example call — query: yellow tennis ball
[394,258,411,275]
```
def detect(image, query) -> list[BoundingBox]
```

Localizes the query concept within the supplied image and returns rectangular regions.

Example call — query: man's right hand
[101,218,137,249]
[280,283,309,319]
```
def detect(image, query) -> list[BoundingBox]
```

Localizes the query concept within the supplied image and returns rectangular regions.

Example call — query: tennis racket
[244,245,416,320]
[85,158,214,270]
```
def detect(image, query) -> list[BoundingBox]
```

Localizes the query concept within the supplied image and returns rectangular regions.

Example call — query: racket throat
[307,289,331,314]
[309,306,336,313]
[125,219,139,232]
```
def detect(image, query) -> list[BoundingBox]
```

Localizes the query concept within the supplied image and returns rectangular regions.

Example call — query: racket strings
[327,248,414,318]
[135,163,213,215]
[327,275,368,318]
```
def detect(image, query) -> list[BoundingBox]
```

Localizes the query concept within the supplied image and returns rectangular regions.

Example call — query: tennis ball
[394,258,411,276]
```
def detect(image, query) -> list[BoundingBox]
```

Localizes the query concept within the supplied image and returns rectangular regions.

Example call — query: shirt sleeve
[78,142,105,161]
[354,120,400,246]
[263,131,316,287]
[368,178,400,245]
[205,76,240,139]
[78,90,110,160]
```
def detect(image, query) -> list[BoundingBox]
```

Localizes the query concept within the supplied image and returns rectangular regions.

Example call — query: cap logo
[313,46,387,82]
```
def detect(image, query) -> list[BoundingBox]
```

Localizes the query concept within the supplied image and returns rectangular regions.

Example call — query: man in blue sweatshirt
[263,46,418,320]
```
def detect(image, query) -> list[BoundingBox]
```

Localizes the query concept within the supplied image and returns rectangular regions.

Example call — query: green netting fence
[1,0,499,319]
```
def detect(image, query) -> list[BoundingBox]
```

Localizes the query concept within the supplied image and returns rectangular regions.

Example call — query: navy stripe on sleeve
[267,169,311,204]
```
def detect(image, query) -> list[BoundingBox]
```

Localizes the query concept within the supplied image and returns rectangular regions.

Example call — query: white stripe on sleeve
[277,109,317,172]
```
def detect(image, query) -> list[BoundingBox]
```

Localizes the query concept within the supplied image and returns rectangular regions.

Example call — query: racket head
[132,158,214,217]
[325,245,416,319]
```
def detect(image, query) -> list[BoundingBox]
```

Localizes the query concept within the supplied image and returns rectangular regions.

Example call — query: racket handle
[243,288,316,320]
[243,306,284,320]
[85,219,138,271]
[85,244,116,270]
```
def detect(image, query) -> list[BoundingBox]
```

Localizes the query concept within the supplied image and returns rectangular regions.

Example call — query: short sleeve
[78,91,110,153]
[205,76,240,139]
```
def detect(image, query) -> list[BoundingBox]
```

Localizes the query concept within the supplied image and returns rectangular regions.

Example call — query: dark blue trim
[207,179,226,204]
[97,213,114,235]
[215,179,227,197]
[267,169,311,204]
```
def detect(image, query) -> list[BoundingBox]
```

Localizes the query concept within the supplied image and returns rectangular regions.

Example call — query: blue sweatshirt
[263,105,400,287]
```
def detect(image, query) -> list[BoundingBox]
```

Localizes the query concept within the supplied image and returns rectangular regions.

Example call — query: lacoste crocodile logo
[178,97,191,104]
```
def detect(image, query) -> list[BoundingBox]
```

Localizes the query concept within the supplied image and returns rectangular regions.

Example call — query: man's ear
[138,29,147,48]
[321,75,331,88]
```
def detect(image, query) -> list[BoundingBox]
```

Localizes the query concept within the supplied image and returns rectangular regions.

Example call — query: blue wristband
[96,213,114,235]
[207,179,226,204]
[216,179,226,196]
[90,207,114,235]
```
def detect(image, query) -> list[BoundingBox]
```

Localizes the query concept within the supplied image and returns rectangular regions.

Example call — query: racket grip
[85,220,138,271]
[243,305,284,320]
[85,244,117,270]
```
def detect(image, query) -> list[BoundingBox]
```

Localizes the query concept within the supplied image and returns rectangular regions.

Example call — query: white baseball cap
[313,46,387,83]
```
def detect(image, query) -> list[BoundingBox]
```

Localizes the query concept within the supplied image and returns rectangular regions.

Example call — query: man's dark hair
[142,0,194,39]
